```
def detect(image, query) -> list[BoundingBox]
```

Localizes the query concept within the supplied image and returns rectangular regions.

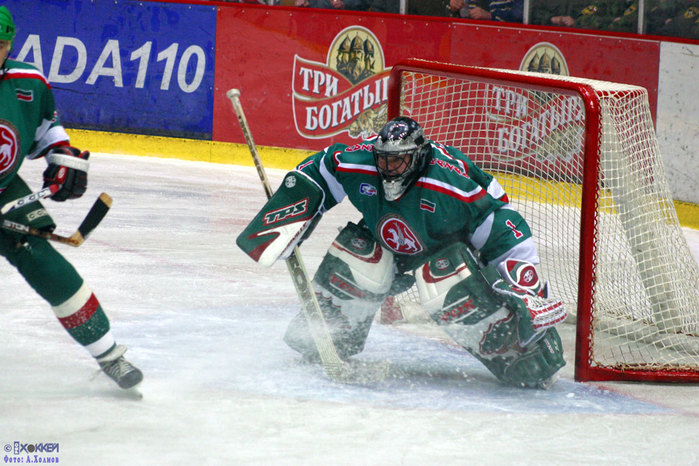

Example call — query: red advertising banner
[214,8,451,150]
[213,6,660,152]
[448,23,659,118]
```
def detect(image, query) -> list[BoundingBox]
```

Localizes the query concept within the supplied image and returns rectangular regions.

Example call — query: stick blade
[76,193,112,241]
[325,360,390,385]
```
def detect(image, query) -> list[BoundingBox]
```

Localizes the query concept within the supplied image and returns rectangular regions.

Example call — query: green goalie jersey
[296,139,510,271]
[0,59,69,192]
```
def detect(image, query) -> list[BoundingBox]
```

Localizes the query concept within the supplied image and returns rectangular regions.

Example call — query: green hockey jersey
[295,140,509,271]
[0,59,69,192]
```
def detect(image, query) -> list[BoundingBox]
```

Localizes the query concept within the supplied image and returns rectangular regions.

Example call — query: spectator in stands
[449,0,523,22]
[295,0,370,9]
[368,0,451,17]
[647,1,698,39]
[607,1,642,33]
[530,0,582,27]
[531,0,635,32]
[448,0,488,19]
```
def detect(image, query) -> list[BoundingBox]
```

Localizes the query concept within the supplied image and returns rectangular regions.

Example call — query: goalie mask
[373,117,431,201]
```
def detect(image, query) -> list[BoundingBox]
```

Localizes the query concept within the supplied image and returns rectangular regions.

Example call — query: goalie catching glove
[493,259,567,342]
[42,146,90,202]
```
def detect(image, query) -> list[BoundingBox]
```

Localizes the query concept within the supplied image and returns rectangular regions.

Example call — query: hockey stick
[1,193,112,247]
[0,184,60,215]
[227,88,388,384]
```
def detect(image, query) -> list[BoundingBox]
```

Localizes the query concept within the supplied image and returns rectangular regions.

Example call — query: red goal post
[386,58,699,383]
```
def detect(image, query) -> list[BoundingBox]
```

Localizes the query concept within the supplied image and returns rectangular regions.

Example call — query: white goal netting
[390,60,699,381]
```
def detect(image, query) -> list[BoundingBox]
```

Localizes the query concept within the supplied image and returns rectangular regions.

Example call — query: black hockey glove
[42,146,90,202]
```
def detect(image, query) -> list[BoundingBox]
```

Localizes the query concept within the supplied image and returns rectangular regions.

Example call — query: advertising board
[7,0,216,138]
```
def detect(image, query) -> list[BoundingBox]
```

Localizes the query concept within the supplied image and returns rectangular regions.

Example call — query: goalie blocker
[237,171,324,267]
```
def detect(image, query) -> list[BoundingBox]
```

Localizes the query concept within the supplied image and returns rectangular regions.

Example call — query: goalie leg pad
[440,308,566,389]
[283,283,376,361]
[415,242,506,324]
[321,222,394,299]
[495,327,565,389]
[414,242,565,387]
[284,223,393,361]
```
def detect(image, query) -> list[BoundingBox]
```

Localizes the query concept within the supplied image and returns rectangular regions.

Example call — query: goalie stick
[1,192,112,247]
[227,88,388,384]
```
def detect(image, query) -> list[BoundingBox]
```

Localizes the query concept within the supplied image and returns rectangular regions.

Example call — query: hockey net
[386,59,699,382]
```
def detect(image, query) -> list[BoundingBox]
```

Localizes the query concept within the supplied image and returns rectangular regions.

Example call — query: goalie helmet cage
[387,58,699,383]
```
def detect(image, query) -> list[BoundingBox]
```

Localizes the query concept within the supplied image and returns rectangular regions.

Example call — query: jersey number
[505,219,523,239]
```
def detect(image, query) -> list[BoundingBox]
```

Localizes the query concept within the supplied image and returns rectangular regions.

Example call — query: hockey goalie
[237,116,567,388]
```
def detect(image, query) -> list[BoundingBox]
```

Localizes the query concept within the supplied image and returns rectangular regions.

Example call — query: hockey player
[0,6,142,389]
[238,116,567,388]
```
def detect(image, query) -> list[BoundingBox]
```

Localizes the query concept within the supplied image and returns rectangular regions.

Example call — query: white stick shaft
[226,88,350,376]
[226,89,274,200]
[1,184,59,215]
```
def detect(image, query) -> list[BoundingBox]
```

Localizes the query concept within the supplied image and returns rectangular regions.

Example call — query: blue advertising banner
[6,0,216,139]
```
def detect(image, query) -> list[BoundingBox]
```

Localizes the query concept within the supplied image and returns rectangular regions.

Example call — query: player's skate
[97,344,143,389]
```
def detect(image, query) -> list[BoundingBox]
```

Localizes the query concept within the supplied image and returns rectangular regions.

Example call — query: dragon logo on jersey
[378,216,423,255]
[0,121,20,179]
[292,26,391,140]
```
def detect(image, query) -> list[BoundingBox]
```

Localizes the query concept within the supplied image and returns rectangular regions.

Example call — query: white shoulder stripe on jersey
[5,67,47,80]
[486,177,507,200]
[319,153,347,204]
[470,205,529,260]
[418,176,483,199]
[469,211,494,250]
[337,161,378,173]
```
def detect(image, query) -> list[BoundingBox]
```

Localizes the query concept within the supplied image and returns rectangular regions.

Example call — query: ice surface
[1,154,697,465]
